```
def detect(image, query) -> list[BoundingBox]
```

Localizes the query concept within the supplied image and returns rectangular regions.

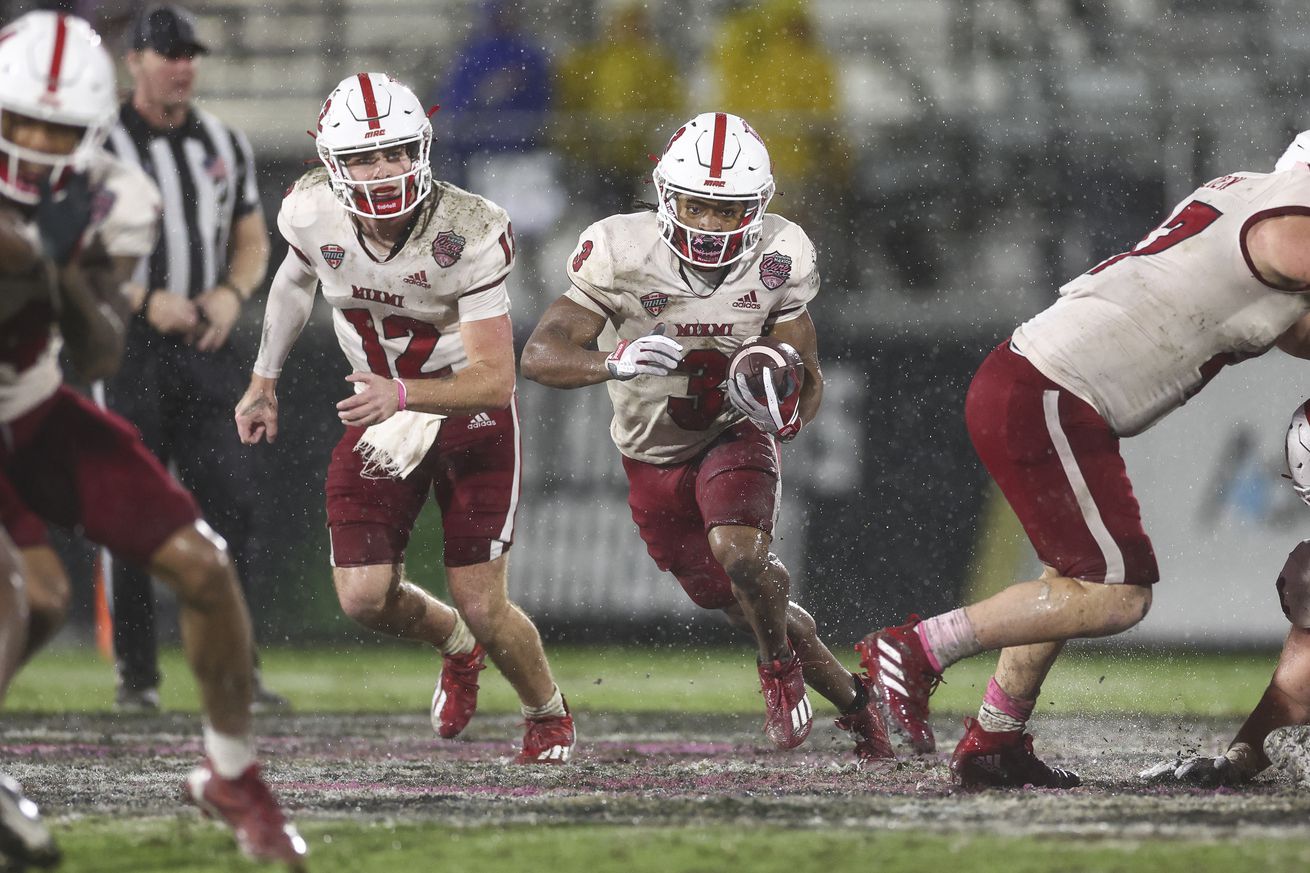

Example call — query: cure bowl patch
[641,292,669,317]
[759,251,792,290]
[432,230,467,268]
[320,244,345,269]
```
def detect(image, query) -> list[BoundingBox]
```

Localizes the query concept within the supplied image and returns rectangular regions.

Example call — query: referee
[103,5,286,711]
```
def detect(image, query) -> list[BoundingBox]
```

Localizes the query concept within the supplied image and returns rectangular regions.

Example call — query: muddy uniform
[0,152,201,564]
[565,211,817,607]
[276,169,520,567]
[968,169,1310,586]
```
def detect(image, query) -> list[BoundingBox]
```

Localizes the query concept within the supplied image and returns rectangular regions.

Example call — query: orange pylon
[92,552,113,661]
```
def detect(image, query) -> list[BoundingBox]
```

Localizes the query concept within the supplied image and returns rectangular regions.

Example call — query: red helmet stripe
[47,14,68,93]
[709,112,727,177]
[356,72,382,130]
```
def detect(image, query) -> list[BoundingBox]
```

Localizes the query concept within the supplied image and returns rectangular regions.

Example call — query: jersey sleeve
[765,226,819,326]
[563,222,618,317]
[94,161,161,259]
[275,180,315,267]
[459,205,515,298]
[458,283,510,322]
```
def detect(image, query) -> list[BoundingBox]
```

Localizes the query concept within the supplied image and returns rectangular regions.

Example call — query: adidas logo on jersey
[732,290,762,310]
[403,270,431,289]
[467,412,496,429]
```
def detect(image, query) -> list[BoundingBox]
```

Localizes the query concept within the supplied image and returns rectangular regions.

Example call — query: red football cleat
[516,699,575,765]
[834,674,895,762]
[856,616,940,754]
[431,643,487,739]
[950,717,1081,789]
[185,759,308,868]
[758,651,813,749]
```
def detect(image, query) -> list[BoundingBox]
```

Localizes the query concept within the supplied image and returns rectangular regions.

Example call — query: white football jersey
[565,211,818,464]
[0,150,160,421]
[277,169,513,380]
[1014,169,1310,436]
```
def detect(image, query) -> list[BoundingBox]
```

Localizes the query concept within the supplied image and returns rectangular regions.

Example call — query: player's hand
[338,372,401,427]
[194,284,241,352]
[145,289,202,336]
[35,172,93,266]
[726,370,802,441]
[605,325,685,380]
[1138,754,1248,787]
[235,375,279,444]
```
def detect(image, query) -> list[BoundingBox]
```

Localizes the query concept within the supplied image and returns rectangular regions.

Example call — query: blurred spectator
[554,1,683,214]
[431,0,562,318]
[709,0,853,286]
[102,4,286,712]
[434,0,552,179]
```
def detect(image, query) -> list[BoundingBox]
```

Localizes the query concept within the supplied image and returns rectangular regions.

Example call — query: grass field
[5,644,1307,873]
[6,644,1281,717]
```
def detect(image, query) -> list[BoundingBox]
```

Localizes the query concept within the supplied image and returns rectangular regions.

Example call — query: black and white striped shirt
[105,101,260,299]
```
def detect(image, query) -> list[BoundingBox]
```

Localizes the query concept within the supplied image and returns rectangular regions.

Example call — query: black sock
[841,675,869,715]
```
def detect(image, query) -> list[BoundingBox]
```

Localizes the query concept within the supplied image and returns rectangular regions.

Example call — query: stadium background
[12,0,1310,648]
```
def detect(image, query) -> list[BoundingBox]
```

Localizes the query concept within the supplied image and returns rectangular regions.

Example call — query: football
[727,335,804,401]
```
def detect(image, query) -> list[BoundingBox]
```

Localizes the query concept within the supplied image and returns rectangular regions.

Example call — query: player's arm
[521,296,685,387]
[0,206,40,276]
[235,248,318,444]
[56,250,135,382]
[1228,627,1310,770]
[767,311,824,428]
[1249,214,1310,293]
[1277,312,1310,359]
[337,314,517,425]
[520,297,611,388]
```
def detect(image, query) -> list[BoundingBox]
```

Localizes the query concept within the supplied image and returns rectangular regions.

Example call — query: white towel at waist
[354,410,445,479]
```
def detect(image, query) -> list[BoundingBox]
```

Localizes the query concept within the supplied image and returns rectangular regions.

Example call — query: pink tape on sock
[983,677,1035,722]
[914,623,944,673]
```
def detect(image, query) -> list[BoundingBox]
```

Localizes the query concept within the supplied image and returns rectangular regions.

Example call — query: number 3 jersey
[276,168,513,380]
[1013,169,1310,437]
[565,211,818,465]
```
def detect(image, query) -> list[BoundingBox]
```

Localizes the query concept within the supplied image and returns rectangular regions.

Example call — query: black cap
[131,5,209,57]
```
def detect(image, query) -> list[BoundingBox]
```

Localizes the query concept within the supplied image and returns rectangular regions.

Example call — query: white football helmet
[1286,400,1310,506]
[0,11,116,205]
[652,112,775,269]
[316,72,433,218]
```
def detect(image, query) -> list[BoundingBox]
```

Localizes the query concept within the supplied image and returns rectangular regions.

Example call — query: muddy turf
[6,710,1310,843]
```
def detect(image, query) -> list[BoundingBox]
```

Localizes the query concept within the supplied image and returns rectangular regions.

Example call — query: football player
[859,131,1310,789]
[1140,398,1310,787]
[0,523,60,871]
[521,112,892,760]
[0,11,305,867]
[235,73,573,763]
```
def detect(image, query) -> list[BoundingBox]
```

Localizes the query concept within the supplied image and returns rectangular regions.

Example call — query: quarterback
[235,73,572,763]
[522,112,891,759]
[0,12,304,867]
[861,133,1310,788]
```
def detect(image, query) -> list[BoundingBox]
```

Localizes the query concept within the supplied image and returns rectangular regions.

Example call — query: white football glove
[726,369,802,441]
[605,329,685,381]
[1138,745,1257,787]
